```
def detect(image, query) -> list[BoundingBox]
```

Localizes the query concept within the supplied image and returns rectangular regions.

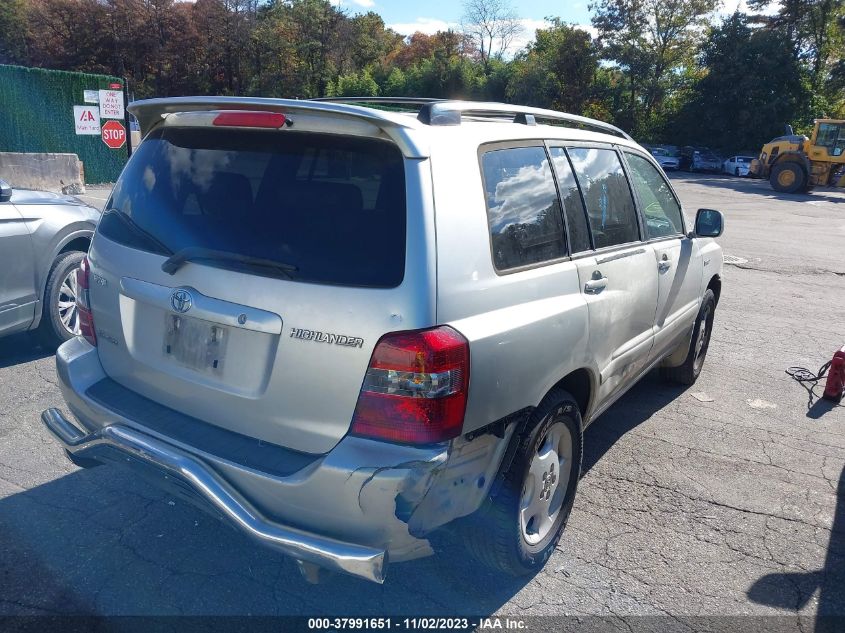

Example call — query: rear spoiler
[127,96,429,158]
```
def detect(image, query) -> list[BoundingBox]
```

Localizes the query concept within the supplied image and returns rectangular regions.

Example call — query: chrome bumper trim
[41,408,387,583]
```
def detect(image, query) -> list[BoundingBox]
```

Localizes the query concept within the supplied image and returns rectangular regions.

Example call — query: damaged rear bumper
[42,338,513,583]
[42,408,388,583]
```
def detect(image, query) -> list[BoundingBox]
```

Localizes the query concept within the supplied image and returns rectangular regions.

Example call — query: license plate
[164,314,228,374]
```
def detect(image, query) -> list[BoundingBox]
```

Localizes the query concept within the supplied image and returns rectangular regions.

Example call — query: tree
[507,21,598,113]
[748,0,845,114]
[671,12,810,151]
[0,0,29,64]
[327,69,379,96]
[590,0,720,135]
[461,0,523,75]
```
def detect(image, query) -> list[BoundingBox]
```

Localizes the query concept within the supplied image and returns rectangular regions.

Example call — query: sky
[331,0,776,53]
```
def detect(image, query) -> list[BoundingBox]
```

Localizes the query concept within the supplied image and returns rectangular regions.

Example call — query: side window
[624,152,684,239]
[481,146,567,271]
[816,123,839,150]
[549,147,591,253]
[567,147,639,249]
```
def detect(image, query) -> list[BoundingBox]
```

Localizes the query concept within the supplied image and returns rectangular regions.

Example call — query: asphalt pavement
[1,173,843,620]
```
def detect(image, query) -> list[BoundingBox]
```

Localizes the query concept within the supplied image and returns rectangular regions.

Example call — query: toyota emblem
[170,289,193,313]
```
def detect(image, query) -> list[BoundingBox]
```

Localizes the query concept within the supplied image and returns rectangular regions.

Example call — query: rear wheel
[770,162,805,193]
[462,389,582,576]
[37,251,86,348]
[661,289,716,386]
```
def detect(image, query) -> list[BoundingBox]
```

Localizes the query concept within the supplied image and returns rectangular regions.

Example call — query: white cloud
[350,0,375,7]
[387,17,459,36]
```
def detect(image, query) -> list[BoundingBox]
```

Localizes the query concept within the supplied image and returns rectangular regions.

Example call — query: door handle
[658,254,672,272]
[584,274,608,294]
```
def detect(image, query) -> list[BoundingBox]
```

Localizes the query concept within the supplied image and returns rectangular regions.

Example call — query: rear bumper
[44,338,510,582]
[41,408,387,583]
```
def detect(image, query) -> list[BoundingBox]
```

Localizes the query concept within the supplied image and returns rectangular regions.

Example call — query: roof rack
[313,97,633,140]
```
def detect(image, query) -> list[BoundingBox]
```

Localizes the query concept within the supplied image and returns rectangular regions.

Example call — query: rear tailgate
[86,111,435,454]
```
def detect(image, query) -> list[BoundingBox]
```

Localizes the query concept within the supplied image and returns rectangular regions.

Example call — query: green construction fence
[0,64,128,183]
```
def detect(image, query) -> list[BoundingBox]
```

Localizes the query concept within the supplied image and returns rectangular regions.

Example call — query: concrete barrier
[0,152,86,194]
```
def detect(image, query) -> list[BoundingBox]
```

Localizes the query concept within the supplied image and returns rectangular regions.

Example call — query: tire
[661,289,716,386]
[37,251,86,349]
[770,162,805,193]
[735,168,740,177]
[461,389,583,576]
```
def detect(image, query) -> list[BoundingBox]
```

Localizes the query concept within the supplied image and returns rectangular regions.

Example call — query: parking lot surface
[1,174,843,617]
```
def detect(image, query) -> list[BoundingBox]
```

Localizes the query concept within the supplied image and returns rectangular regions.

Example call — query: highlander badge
[290,327,364,348]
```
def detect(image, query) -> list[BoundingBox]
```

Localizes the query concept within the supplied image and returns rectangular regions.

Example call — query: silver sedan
[0,179,99,346]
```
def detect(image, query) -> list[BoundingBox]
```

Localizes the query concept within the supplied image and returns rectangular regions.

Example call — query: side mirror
[0,180,11,203]
[695,208,724,238]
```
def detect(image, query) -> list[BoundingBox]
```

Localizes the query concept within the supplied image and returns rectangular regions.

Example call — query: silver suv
[42,97,724,584]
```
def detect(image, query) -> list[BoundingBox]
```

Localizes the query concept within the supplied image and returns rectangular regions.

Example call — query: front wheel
[37,251,86,348]
[461,389,583,576]
[661,289,716,386]
[770,162,805,193]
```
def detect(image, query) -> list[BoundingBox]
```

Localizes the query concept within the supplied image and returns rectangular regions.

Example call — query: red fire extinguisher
[823,345,845,403]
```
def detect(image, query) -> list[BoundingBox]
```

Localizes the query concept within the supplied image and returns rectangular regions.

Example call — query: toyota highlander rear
[39,100,484,583]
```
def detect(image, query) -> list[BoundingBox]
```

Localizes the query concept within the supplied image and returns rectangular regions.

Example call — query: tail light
[76,256,96,346]
[350,326,470,444]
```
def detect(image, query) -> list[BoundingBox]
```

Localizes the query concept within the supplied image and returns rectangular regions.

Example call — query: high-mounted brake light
[76,256,96,346]
[350,326,470,445]
[212,111,289,128]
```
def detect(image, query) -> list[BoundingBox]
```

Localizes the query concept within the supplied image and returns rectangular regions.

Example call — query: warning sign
[101,120,126,149]
[73,105,100,135]
[98,89,124,119]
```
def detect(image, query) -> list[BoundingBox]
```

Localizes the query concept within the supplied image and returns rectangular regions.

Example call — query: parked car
[650,147,680,171]
[41,97,724,584]
[680,147,722,172]
[0,179,99,346]
[723,155,755,177]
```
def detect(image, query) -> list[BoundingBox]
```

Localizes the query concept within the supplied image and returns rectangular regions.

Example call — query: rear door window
[101,126,407,288]
[624,152,684,239]
[567,147,640,249]
[480,146,567,271]
[549,147,591,253]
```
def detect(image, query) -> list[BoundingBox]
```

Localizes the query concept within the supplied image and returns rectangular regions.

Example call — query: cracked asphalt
[1,174,843,618]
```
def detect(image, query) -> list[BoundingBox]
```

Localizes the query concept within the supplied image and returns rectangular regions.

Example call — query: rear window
[567,147,640,249]
[480,146,568,271]
[101,126,406,288]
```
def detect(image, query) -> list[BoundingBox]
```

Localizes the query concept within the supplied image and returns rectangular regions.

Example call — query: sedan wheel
[38,250,86,348]
[58,269,81,335]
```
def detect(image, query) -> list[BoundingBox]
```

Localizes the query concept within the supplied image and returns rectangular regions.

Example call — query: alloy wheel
[520,421,573,545]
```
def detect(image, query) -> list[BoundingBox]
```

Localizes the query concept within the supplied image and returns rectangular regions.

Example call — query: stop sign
[101,120,126,149]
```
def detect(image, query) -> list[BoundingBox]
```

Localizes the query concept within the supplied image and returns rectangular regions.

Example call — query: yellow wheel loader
[749,120,845,193]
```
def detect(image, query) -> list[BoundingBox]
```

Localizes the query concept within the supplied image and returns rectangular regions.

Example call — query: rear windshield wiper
[161,247,298,279]
[103,209,174,255]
